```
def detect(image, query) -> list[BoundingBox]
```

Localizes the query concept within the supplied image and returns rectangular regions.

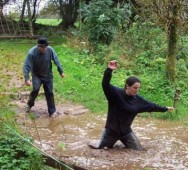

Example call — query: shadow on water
[17,110,188,170]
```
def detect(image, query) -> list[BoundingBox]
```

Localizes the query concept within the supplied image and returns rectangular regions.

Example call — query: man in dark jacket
[23,37,64,117]
[91,60,174,150]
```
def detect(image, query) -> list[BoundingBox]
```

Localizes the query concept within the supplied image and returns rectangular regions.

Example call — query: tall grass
[53,45,176,117]
[53,46,107,113]
[0,24,187,120]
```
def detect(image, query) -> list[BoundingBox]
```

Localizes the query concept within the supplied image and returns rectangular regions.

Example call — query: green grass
[13,18,62,26]
[53,45,174,115]
[53,46,107,113]
[35,19,62,26]
[0,36,187,120]
[0,39,35,93]
[1,17,186,170]
[0,38,63,169]
[52,43,187,120]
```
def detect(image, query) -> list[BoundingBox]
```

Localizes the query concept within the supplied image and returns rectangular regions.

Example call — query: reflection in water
[21,113,188,170]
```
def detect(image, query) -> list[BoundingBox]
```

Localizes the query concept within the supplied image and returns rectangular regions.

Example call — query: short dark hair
[125,76,141,88]
[37,36,48,46]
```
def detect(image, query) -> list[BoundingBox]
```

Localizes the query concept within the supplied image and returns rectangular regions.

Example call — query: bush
[0,129,46,170]
[83,0,132,50]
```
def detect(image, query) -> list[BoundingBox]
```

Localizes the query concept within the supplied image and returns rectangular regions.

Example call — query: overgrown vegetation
[0,128,45,170]
[56,22,188,120]
[0,17,188,169]
[0,22,187,119]
[0,0,187,169]
[82,0,132,51]
[0,96,54,170]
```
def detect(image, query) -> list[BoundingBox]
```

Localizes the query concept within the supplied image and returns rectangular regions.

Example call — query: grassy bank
[0,35,187,169]
[0,36,187,121]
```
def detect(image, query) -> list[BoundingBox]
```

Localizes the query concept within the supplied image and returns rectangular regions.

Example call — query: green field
[36,18,62,26]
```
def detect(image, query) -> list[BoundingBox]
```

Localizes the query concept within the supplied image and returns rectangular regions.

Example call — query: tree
[166,1,179,85]
[39,1,59,18]
[83,0,132,50]
[26,0,33,36]
[0,0,15,17]
[58,0,79,30]
[20,0,27,21]
[85,0,116,46]
[18,0,43,36]
[137,0,187,85]
[84,0,139,27]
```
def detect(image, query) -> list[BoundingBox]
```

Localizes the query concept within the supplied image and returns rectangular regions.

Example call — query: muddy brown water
[15,100,188,170]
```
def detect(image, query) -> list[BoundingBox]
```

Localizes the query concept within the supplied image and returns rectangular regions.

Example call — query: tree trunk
[20,0,27,22]
[26,0,34,36]
[15,0,27,35]
[0,0,3,17]
[31,0,38,24]
[59,0,79,30]
[173,88,180,108]
[166,3,178,85]
[0,0,11,17]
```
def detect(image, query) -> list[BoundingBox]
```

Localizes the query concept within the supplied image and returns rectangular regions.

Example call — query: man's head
[125,76,141,96]
[37,37,48,53]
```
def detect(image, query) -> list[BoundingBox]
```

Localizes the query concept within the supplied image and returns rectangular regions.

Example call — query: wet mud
[14,99,188,170]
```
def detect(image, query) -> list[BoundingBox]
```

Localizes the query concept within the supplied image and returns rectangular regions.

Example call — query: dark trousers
[98,128,144,151]
[27,76,56,115]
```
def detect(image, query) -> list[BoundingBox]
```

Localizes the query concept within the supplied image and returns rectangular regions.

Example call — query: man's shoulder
[46,46,56,54]
[47,46,54,51]
[28,46,37,54]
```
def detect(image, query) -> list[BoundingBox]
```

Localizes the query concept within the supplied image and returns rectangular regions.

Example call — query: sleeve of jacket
[102,68,117,101]
[51,47,64,75]
[138,96,168,113]
[23,53,33,82]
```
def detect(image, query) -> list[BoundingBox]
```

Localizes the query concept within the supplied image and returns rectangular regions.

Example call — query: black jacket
[102,68,168,135]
